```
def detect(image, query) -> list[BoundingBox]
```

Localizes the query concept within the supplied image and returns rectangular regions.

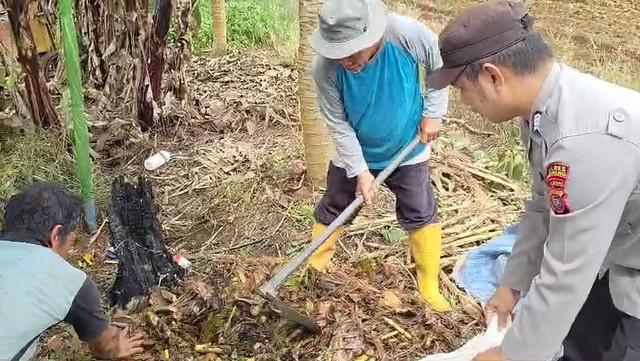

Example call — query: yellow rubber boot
[308,222,343,271]
[409,223,452,312]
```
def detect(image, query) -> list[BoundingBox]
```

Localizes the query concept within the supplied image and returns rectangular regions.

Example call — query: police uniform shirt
[499,61,640,360]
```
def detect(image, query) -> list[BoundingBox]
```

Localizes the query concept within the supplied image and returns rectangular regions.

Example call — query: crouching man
[307,0,451,311]
[0,182,145,360]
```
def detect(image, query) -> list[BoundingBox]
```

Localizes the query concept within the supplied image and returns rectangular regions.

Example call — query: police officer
[428,0,640,360]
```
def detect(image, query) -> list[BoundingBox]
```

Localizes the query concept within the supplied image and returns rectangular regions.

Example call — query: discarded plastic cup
[144,151,171,171]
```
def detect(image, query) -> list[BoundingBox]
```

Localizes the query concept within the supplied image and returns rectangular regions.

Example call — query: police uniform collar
[529,61,562,121]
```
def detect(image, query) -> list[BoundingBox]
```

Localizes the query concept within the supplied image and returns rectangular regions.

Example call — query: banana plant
[60,0,97,230]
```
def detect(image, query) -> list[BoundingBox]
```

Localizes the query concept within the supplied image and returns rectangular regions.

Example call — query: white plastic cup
[144,151,171,171]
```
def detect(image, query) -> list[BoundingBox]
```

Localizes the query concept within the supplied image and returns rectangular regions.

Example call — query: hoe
[257,135,423,333]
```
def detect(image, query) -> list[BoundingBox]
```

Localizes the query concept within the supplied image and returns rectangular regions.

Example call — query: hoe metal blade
[260,287,322,333]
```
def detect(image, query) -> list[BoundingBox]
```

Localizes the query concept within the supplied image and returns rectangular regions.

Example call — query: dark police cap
[428,0,535,90]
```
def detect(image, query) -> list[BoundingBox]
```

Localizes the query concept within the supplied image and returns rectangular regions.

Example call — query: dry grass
[38,52,525,361]
[36,49,526,360]
[32,1,640,360]
[0,129,112,223]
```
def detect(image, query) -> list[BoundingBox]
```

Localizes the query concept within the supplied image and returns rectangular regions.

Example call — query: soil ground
[33,0,640,360]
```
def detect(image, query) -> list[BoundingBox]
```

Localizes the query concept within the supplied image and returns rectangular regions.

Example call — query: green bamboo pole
[59,0,97,230]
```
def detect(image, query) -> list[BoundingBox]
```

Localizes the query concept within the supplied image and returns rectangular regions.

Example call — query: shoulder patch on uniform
[546,162,570,214]
[546,162,571,214]
[546,162,568,188]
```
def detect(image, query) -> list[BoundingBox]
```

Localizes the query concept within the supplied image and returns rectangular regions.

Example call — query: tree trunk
[0,48,31,120]
[124,0,139,56]
[149,0,171,101]
[167,0,190,100]
[212,0,226,53]
[38,0,57,27]
[298,0,332,187]
[109,176,184,308]
[95,0,139,110]
[136,34,157,131]
[76,0,107,87]
[4,0,59,129]
[136,0,171,131]
[89,0,106,84]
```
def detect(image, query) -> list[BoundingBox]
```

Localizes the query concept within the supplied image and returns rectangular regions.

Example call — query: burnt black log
[108,175,183,308]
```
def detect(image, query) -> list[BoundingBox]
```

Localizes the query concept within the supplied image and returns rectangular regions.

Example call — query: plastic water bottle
[144,151,171,171]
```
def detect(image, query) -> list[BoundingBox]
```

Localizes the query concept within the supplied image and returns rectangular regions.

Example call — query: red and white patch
[546,162,571,214]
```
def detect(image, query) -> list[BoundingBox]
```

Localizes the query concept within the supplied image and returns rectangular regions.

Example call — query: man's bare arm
[64,278,146,359]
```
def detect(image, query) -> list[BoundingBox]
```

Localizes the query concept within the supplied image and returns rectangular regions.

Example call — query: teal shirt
[0,239,108,361]
[336,40,426,169]
[312,13,448,177]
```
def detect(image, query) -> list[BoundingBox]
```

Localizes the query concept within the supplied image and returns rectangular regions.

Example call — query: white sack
[417,317,510,361]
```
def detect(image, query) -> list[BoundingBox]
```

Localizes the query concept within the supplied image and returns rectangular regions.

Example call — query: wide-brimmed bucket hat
[310,0,388,60]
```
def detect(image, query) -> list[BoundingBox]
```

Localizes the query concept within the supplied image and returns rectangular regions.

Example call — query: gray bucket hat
[311,0,388,60]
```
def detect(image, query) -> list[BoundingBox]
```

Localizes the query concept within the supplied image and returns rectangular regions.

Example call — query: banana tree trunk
[167,0,190,100]
[149,0,171,100]
[124,0,139,56]
[109,176,184,308]
[136,0,171,131]
[76,0,107,87]
[5,0,59,129]
[298,0,332,187]
[212,0,226,53]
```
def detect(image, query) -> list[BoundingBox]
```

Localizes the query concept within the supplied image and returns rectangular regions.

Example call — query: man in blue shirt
[308,0,451,312]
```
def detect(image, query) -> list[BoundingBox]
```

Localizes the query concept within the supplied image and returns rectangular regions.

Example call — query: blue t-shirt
[336,40,426,169]
[312,13,448,177]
